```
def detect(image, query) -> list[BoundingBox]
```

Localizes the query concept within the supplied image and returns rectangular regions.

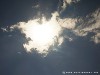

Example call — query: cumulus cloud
[2,5,100,56]
[9,12,64,55]
[3,11,78,56]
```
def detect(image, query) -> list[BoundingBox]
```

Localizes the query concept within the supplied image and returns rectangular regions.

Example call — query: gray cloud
[58,0,80,13]
[1,27,8,32]
[73,8,100,43]
[1,25,10,32]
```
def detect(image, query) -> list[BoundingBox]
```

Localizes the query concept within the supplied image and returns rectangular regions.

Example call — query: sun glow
[10,12,63,55]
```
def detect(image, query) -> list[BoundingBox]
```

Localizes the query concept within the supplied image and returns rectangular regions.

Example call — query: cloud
[1,27,8,32]
[58,18,77,29]
[32,4,40,9]
[5,11,78,56]
[2,5,100,56]
[91,33,100,44]
[58,0,80,13]
[73,8,100,43]
[9,12,64,55]
[58,7,100,44]
[65,0,80,4]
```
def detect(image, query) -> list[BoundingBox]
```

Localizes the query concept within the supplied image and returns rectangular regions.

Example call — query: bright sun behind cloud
[10,12,64,55]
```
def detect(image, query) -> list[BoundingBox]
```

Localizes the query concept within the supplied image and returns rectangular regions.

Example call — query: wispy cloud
[58,0,80,13]
[1,27,8,32]
[58,18,77,29]
[32,4,40,9]
[73,8,100,43]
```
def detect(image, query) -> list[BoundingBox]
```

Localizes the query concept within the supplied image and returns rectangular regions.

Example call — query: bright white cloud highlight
[10,12,64,55]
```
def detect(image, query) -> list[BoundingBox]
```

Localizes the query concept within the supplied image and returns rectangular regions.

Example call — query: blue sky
[0,0,100,75]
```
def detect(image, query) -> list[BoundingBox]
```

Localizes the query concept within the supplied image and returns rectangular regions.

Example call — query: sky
[0,0,100,75]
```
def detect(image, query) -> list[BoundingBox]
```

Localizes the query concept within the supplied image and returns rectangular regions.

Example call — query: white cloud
[65,0,80,4]
[58,37,64,46]
[4,7,100,56]
[8,11,78,55]
[1,27,8,32]
[73,8,100,43]
[58,0,80,13]
[60,0,67,13]
[58,18,77,29]
[91,33,100,44]
[65,0,72,4]
[10,12,64,55]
